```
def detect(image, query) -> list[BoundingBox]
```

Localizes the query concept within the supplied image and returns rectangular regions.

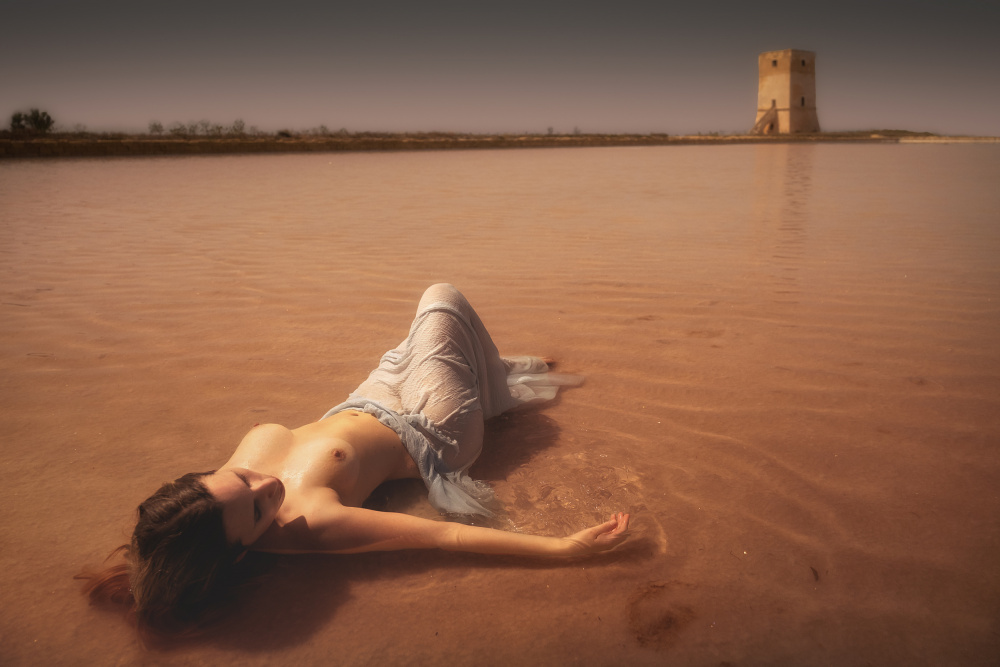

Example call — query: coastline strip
[6,132,995,159]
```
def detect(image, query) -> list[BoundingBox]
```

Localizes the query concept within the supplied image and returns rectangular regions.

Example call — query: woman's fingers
[593,513,630,547]
[563,512,632,555]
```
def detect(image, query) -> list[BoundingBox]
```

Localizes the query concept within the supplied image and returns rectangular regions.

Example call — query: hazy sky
[3,0,998,135]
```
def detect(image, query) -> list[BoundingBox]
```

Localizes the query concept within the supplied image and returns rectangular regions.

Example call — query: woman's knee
[418,283,466,311]
[424,283,458,298]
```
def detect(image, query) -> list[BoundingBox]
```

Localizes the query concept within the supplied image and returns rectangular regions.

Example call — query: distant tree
[27,109,54,133]
[198,119,212,135]
[187,122,199,135]
[547,126,554,136]
[276,129,293,138]
[210,124,224,136]
[317,124,329,136]
[169,122,187,136]
[10,112,27,132]
[10,108,54,134]
[148,120,164,135]
[229,118,245,136]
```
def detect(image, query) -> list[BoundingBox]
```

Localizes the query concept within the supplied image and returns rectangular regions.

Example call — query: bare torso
[200,392,628,558]
[222,411,421,551]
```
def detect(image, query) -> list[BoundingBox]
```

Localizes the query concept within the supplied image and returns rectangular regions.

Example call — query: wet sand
[1,144,999,664]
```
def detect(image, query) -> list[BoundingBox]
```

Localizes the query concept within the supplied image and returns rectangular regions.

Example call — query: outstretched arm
[447,512,630,558]
[256,493,629,558]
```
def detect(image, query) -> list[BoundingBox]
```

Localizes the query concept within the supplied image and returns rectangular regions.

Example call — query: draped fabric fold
[321,284,582,515]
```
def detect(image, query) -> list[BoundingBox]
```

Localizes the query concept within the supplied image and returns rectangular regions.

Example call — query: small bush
[10,108,55,135]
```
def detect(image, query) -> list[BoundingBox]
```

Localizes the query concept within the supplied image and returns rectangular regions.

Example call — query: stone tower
[751,49,820,134]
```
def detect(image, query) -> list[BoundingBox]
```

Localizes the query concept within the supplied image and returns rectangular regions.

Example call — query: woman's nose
[257,477,279,498]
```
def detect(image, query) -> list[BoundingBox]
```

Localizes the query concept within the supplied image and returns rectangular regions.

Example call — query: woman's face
[203,467,285,547]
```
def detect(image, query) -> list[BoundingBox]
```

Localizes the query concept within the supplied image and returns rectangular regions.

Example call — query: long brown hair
[78,471,246,634]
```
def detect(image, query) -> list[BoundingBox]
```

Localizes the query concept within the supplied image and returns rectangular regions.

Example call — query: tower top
[759,48,815,59]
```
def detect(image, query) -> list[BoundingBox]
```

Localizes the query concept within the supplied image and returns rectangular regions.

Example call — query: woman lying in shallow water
[82,284,629,631]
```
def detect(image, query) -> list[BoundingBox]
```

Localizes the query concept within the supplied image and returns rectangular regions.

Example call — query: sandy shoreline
[2,143,998,665]
[3,131,997,159]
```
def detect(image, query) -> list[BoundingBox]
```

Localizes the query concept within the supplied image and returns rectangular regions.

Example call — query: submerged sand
[1,144,998,664]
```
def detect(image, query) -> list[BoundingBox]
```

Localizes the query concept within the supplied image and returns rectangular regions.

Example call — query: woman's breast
[288,412,419,505]
[289,438,363,502]
[325,441,363,493]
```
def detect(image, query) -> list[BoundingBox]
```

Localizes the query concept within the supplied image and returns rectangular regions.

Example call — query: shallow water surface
[1,144,999,664]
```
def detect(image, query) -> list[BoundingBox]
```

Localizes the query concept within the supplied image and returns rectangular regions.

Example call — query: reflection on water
[751,143,814,303]
[1,144,999,664]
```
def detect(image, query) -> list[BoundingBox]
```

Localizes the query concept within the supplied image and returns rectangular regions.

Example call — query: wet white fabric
[321,283,582,515]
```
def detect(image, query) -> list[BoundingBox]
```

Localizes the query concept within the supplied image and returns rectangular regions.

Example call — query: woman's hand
[562,512,630,556]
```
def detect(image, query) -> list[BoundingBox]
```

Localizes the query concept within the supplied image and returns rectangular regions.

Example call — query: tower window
[801,59,806,66]
[801,97,805,106]
[772,59,777,67]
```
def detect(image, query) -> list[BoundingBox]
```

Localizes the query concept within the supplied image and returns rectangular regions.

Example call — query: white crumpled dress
[321,283,581,515]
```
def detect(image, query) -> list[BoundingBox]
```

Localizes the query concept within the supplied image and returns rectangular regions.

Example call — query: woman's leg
[412,284,525,420]
[396,285,491,470]
[350,284,561,471]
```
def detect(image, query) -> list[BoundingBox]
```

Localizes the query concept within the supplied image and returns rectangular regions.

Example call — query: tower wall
[752,49,820,134]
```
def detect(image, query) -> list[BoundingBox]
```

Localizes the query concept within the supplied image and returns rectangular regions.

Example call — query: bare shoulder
[254,489,453,555]
[253,485,344,552]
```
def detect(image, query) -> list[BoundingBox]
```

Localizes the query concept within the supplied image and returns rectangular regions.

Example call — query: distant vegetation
[0,109,948,142]
[9,108,55,135]
[1,114,948,143]
[1,113,669,141]
[3,112,964,160]
[3,111,339,140]
[142,119,348,139]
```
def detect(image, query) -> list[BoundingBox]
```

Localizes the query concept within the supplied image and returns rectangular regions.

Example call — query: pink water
[2,143,999,665]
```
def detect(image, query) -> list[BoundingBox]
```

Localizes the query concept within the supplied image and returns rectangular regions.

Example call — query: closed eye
[233,472,260,523]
